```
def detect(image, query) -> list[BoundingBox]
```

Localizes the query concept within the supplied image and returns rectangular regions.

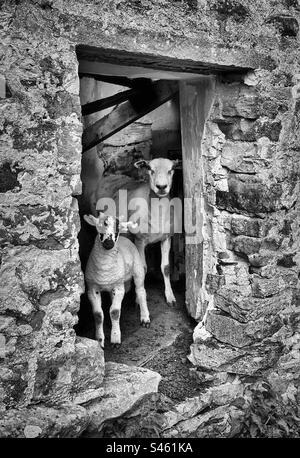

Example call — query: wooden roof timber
[79,72,135,87]
[82,80,178,153]
[81,87,139,116]
[79,72,158,88]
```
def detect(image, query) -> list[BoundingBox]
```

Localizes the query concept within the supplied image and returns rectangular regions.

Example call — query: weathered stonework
[189,18,300,435]
[0,0,299,438]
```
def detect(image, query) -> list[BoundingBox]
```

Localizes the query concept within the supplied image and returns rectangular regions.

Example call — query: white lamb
[83,212,151,348]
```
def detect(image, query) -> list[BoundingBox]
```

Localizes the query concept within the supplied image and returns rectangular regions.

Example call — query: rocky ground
[76,276,219,437]
[76,276,202,403]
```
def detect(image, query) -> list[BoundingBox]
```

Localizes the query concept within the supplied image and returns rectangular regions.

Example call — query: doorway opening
[74,48,213,383]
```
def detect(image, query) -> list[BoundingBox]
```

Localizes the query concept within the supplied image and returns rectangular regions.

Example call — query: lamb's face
[96,215,120,250]
[84,214,137,250]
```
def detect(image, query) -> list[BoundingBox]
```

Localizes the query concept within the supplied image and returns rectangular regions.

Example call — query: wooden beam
[179,78,214,320]
[76,45,258,74]
[82,80,178,153]
[79,72,155,90]
[79,72,135,88]
[81,88,138,116]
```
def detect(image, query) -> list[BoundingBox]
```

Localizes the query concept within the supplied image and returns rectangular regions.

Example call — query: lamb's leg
[109,284,125,347]
[87,284,105,348]
[161,237,176,306]
[135,238,147,273]
[133,259,150,328]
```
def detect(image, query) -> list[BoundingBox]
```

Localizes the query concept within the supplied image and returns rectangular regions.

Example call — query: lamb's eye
[150,169,154,175]
[168,170,172,175]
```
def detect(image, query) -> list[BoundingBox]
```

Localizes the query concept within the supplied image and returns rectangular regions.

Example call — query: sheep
[94,158,180,307]
[83,212,150,348]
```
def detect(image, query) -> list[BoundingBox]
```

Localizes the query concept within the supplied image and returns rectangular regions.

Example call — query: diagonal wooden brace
[81,88,139,116]
[82,80,178,153]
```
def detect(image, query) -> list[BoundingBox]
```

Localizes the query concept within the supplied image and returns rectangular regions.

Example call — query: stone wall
[191,66,300,348]
[0,0,299,437]
[187,67,300,434]
[0,0,106,432]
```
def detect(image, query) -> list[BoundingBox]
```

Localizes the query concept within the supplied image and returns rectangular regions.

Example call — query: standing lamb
[84,212,150,348]
[94,157,180,307]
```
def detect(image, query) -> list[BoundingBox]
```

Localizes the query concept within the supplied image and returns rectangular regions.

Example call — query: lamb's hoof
[166,300,177,307]
[112,342,121,349]
[140,320,151,328]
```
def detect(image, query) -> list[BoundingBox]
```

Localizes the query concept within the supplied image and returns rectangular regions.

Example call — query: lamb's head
[134,158,179,197]
[84,213,136,250]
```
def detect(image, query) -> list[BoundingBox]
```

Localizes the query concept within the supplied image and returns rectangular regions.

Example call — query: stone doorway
[74,48,216,372]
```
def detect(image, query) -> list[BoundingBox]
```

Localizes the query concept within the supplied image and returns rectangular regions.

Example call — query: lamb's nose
[157,184,167,191]
[102,239,114,250]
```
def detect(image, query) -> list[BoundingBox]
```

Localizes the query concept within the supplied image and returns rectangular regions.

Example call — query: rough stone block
[251,274,286,298]
[0,404,88,438]
[277,253,297,268]
[46,91,81,120]
[221,141,266,174]
[0,245,83,319]
[188,339,283,376]
[162,380,244,437]
[231,235,262,256]
[0,205,79,250]
[32,346,75,405]
[214,287,293,323]
[84,362,161,434]
[249,264,277,278]
[216,84,259,120]
[218,118,282,142]
[205,273,226,293]
[202,121,226,159]
[243,71,259,86]
[206,310,283,348]
[248,251,275,267]
[0,362,29,409]
[216,174,283,214]
[162,404,245,438]
[56,116,82,176]
[231,215,266,237]
[71,336,105,404]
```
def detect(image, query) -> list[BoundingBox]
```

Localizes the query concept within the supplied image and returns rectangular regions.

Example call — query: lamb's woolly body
[85,236,136,290]
[85,230,149,347]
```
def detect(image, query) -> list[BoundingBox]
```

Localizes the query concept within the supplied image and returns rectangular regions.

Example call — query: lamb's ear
[134,159,151,170]
[83,214,98,226]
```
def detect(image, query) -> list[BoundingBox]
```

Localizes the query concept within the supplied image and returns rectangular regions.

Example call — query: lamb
[94,158,180,306]
[83,212,150,348]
